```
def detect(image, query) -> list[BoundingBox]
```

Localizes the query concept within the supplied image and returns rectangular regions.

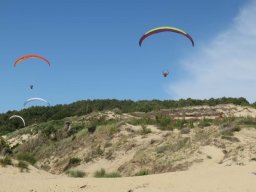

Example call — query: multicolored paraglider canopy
[14,55,50,67]
[139,26,194,47]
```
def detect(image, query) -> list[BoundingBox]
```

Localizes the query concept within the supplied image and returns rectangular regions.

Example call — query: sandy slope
[1,162,256,192]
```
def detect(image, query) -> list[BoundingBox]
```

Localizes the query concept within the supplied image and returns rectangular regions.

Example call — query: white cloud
[168,0,256,102]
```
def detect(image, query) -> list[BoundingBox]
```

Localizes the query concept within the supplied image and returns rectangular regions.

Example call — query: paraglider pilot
[162,70,169,77]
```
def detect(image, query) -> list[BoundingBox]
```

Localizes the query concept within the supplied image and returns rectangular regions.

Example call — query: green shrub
[66,169,86,178]
[104,172,121,178]
[220,122,240,136]
[221,135,240,142]
[0,137,8,150]
[17,153,37,165]
[17,161,29,172]
[156,138,190,154]
[213,117,235,126]
[40,120,64,136]
[69,157,81,165]
[112,108,122,114]
[0,137,12,155]
[141,125,151,134]
[87,124,97,134]
[98,122,119,138]
[188,120,194,128]
[237,117,256,127]
[64,157,81,171]
[155,115,174,130]
[156,145,169,154]
[94,168,106,177]
[174,119,187,129]
[94,168,121,178]
[0,156,12,167]
[68,124,84,135]
[87,116,110,127]
[128,117,156,126]
[134,170,149,176]
[198,118,212,128]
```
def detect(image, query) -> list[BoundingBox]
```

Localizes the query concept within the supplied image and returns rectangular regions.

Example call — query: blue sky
[0,0,253,112]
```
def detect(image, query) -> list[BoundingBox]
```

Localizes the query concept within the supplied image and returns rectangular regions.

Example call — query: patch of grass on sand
[66,169,86,178]
[94,168,121,178]
[134,169,149,176]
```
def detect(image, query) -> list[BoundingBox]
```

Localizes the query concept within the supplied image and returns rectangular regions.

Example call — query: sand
[1,161,256,192]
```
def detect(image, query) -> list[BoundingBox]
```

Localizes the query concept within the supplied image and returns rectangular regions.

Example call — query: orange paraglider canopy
[14,54,50,67]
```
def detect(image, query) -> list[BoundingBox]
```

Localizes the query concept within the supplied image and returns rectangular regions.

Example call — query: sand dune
[2,104,256,192]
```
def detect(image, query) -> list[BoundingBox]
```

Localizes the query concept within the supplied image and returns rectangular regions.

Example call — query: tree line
[0,97,252,135]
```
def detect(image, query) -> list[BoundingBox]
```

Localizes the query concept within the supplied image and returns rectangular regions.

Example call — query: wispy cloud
[168,0,256,102]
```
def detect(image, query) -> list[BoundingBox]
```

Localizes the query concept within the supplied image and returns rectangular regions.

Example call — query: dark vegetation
[0,156,12,167]
[66,169,86,178]
[134,169,149,176]
[17,160,29,172]
[0,137,12,155]
[94,168,121,178]
[16,153,37,165]
[0,97,250,135]
[64,157,81,171]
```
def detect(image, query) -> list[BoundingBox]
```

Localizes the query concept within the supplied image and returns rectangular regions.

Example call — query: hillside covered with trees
[0,97,252,135]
